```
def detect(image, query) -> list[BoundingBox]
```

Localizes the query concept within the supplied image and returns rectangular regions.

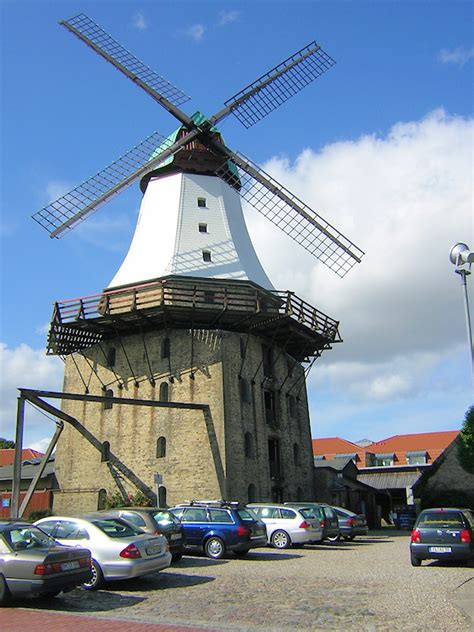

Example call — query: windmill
[33,14,364,510]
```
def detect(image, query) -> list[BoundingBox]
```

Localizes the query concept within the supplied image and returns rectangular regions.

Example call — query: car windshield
[152,510,180,526]
[91,519,142,538]
[417,511,465,529]
[4,526,57,550]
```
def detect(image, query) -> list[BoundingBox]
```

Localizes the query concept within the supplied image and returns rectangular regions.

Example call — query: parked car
[97,508,185,561]
[410,507,474,567]
[35,513,171,589]
[331,506,369,541]
[285,502,340,542]
[248,503,323,549]
[169,500,267,559]
[0,519,91,604]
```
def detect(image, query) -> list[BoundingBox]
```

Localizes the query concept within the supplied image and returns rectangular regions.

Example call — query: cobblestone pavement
[3,532,474,631]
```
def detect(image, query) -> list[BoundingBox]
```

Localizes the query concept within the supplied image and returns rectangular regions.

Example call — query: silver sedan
[35,513,171,589]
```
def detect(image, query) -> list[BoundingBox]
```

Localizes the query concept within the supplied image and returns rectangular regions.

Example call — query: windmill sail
[32,130,176,237]
[221,42,335,129]
[215,151,364,277]
[61,14,191,125]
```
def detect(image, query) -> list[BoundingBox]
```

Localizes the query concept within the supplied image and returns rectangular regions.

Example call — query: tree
[0,438,15,449]
[457,405,474,474]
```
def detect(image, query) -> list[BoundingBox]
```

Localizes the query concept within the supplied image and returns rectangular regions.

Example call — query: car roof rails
[186,499,240,508]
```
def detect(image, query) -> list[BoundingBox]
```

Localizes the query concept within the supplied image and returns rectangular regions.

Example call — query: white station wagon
[247,503,323,549]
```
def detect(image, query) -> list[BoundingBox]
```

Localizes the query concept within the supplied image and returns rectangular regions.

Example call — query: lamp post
[449,243,474,388]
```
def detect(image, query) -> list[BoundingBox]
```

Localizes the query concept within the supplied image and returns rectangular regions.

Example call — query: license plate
[170,533,181,540]
[61,561,80,571]
[146,544,162,555]
[429,546,451,553]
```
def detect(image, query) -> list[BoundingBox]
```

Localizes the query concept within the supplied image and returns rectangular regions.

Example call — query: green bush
[27,509,52,521]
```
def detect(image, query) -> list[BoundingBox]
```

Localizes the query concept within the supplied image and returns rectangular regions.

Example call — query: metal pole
[18,421,64,518]
[456,269,474,389]
[11,396,26,518]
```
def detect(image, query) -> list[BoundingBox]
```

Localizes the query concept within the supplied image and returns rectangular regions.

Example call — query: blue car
[170,501,267,559]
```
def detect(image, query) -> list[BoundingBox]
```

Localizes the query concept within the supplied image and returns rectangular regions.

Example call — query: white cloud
[185,24,205,43]
[218,10,239,26]
[0,343,64,446]
[45,180,72,203]
[133,12,147,31]
[438,46,474,66]
[246,109,473,403]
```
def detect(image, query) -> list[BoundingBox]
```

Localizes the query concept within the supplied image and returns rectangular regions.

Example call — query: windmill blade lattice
[32,131,174,238]
[223,42,335,129]
[215,153,364,277]
[61,14,190,120]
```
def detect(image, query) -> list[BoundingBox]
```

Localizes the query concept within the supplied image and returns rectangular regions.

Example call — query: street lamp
[449,242,474,388]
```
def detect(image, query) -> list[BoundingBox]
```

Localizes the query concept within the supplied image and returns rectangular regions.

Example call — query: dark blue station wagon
[170,501,267,559]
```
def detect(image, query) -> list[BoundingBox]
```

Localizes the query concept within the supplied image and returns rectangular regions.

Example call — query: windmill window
[161,337,170,359]
[293,442,301,466]
[239,377,251,403]
[159,381,169,402]
[288,395,297,418]
[263,389,277,426]
[244,431,254,458]
[156,436,166,458]
[103,389,114,410]
[198,223,208,233]
[101,441,110,462]
[202,250,212,262]
[106,347,116,368]
[158,485,167,508]
[262,345,274,378]
[197,197,207,208]
[248,483,257,503]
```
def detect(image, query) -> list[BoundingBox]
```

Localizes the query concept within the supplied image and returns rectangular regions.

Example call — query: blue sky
[0,0,473,450]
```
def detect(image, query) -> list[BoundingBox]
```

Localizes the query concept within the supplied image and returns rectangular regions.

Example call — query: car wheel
[326,534,341,542]
[0,574,10,606]
[271,530,291,549]
[83,559,104,590]
[204,536,226,559]
[410,554,422,567]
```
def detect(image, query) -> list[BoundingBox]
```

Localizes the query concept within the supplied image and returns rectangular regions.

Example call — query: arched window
[101,440,110,462]
[106,347,116,368]
[158,486,167,508]
[293,442,301,466]
[244,432,254,458]
[156,436,166,458]
[161,337,170,359]
[239,377,250,403]
[248,483,257,503]
[103,389,113,410]
[97,488,107,510]
[288,395,297,418]
[159,381,169,402]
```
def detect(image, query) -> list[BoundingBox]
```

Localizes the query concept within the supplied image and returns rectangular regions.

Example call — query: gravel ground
[24,532,474,631]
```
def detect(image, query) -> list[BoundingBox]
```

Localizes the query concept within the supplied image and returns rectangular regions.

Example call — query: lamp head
[449,243,474,267]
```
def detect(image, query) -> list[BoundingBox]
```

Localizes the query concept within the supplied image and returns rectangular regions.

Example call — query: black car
[410,507,474,566]
[170,500,267,559]
[331,506,369,541]
[0,519,91,603]
[97,508,185,561]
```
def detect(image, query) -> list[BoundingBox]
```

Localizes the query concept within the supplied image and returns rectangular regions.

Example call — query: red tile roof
[312,437,368,463]
[0,449,44,467]
[312,431,459,466]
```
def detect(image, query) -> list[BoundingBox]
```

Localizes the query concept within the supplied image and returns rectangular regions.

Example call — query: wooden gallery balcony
[46,275,341,362]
